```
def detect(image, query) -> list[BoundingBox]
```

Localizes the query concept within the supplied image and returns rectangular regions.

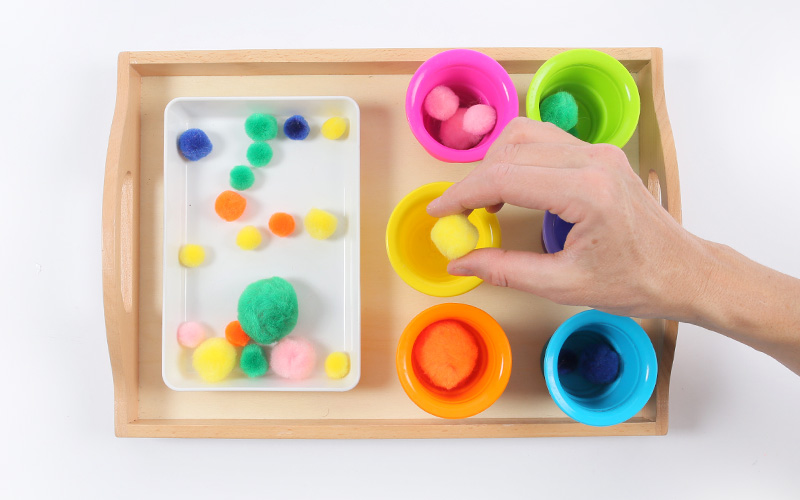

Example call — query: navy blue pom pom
[557,349,578,376]
[178,128,213,161]
[578,343,620,384]
[284,115,310,140]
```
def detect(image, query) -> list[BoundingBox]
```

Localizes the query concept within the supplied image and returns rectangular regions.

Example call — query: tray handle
[102,53,140,431]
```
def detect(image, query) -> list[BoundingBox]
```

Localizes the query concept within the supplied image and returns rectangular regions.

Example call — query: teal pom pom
[540,91,579,132]
[240,343,269,377]
[247,142,273,167]
[230,165,255,191]
[245,113,278,141]
[237,277,299,344]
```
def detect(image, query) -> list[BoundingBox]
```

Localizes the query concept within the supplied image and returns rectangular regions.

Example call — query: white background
[2,1,799,498]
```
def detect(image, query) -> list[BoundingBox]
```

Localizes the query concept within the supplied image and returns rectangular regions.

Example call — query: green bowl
[526,49,640,147]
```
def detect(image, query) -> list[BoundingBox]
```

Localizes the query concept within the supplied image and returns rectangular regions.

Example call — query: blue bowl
[542,310,658,426]
[542,211,574,253]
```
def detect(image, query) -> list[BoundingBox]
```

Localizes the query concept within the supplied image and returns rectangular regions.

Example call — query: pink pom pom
[439,108,483,150]
[177,321,206,348]
[424,85,459,121]
[463,104,497,135]
[270,337,317,380]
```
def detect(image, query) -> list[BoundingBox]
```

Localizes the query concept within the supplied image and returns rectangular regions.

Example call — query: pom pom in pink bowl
[405,49,519,163]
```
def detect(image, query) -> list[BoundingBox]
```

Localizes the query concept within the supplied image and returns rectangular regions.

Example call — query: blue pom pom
[284,115,310,140]
[178,128,213,161]
[578,343,620,384]
[557,349,578,376]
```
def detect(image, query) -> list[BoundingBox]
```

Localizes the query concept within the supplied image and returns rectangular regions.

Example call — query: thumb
[448,248,573,298]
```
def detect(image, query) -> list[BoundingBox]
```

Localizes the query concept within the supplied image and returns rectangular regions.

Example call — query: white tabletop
[2,1,799,498]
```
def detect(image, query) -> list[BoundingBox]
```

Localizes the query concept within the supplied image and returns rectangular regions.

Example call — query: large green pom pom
[237,277,298,344]
[540,91,579,132]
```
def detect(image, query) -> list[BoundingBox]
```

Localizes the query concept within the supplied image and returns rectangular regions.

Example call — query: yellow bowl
[386,182,501,297]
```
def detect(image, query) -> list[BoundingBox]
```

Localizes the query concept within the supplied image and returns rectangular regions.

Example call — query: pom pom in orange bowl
[396,303,512,419]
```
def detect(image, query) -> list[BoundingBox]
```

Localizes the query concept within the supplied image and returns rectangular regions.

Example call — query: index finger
[486,117,585,158]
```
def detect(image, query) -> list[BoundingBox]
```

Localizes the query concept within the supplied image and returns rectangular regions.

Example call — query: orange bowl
[396,303,512,419]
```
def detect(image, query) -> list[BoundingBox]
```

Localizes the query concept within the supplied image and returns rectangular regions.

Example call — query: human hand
[426,117,706,320]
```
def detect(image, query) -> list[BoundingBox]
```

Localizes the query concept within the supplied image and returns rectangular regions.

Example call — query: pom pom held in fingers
[178,128,213,161]
[430,214,479,260]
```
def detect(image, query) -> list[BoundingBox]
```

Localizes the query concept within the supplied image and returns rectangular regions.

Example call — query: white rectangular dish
[162,96,361,391]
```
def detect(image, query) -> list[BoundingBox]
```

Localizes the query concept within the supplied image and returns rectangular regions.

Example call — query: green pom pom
[240,343,268,377]
[237,277,298,344]
[540,91,579,132]
[230,165,255,191]
[247,142,273,167]
[245,113,278,141]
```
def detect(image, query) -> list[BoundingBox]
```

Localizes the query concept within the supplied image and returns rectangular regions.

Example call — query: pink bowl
[405,49,519,163]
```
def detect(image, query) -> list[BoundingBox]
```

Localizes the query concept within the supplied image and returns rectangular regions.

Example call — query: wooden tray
[103,48,680,438]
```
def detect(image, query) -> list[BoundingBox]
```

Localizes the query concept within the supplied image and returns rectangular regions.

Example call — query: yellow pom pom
[321,117,348,140]
[304,208,338,240]
[236,225,262,250]
[192,338,237,382]
[179,244,206,267]
[325,352,350,379]
[430,214,479,260]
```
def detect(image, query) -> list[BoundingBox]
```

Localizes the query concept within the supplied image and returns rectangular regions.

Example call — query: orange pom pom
[268,212,296,237]
[215,190,246,221]
[225,320,250,347]
[412,320,479,390]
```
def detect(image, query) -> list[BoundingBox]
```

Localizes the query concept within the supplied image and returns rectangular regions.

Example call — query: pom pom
[462,104,497,135]
[430,214,479,260]
[177,321,206,348]
[225,320,250,347]
[439,108,482,150]
[412,320,478,390]
[192,337,237,382]
[424,85,459,121]
[284,115,310,140]
[325,352,350,379]
[236,225,262,250]
[178,128,213,161]
[304,208,338,240]
[237,277,299,344]
[557,348,578,376]
[270,337,316,380]
[240,343,269,377]
[245,113,278,141]
[268,212,296,237]
[540,91,579,132]
[247,142,273,167]
[578,343,620,384]
[215,190,247,221]
[229,165,255,191]
[178,244,206,267]
[321,117,348,140]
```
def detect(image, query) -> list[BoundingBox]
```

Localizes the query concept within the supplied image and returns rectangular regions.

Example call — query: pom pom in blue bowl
[284,115,310,140]
[178,128,213,161]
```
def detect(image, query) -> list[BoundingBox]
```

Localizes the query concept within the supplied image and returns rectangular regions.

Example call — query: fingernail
[448,266,473,276]
[426,198,440,214]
